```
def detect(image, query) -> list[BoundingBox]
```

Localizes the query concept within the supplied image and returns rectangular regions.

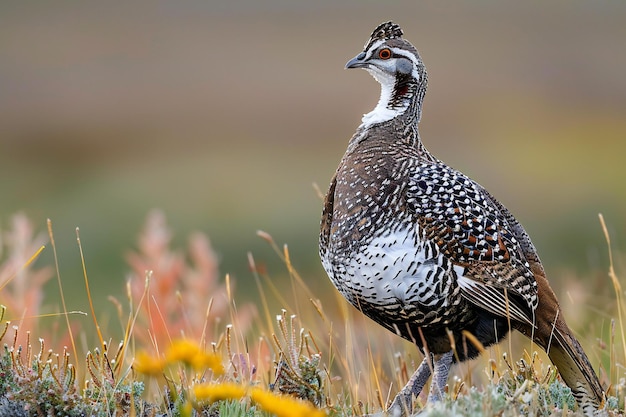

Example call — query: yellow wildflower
[166,339,201,364]
[133,351,165,376]
[165,339,224,375]
[193,382,246,403]
[250,387,325,417]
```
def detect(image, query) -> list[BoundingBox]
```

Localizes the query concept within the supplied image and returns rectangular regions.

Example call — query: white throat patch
[360,66,408,127]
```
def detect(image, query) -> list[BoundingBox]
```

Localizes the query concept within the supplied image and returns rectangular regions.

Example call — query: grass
[0,211,624,416]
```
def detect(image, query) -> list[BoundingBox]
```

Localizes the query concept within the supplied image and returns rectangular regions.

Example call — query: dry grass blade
[599,213,626,384]
[76,227,105,351]
[47,219,79,374]
[0,245,45,292]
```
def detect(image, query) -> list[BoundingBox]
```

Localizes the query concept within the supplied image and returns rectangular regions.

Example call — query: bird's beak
[345,52,367,69]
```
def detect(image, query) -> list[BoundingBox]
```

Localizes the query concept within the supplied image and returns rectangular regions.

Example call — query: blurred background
[1,1,625,323]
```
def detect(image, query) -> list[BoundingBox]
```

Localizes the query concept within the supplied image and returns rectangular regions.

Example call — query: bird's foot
[386,394,413,417]
[361,351,454,416]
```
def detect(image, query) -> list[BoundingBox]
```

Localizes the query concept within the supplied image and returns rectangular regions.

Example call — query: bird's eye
[378,48,392,60]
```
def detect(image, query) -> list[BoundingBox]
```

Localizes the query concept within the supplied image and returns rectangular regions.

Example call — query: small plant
[0,304,154,416]
[270,311,324,407]
[83,341,148,415]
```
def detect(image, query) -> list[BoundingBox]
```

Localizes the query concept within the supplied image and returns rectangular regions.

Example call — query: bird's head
[346,22,428,125]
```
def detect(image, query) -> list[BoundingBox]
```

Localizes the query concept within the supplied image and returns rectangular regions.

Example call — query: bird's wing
[456,274,534,325]
[406,160,538,324]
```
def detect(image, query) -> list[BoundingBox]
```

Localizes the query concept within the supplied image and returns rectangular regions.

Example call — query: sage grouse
[319,21,604,415]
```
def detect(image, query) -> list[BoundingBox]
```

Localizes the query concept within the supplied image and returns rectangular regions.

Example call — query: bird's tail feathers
[547,321,604,414]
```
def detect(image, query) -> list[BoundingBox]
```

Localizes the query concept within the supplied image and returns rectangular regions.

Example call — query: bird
[319,21,604,416]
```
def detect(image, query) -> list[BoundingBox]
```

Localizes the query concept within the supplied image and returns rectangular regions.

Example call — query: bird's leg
[386,356,432,417]
[426,350,454,403]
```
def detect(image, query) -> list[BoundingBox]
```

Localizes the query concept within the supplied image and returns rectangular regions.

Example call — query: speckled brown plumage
[319,21,603,416]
